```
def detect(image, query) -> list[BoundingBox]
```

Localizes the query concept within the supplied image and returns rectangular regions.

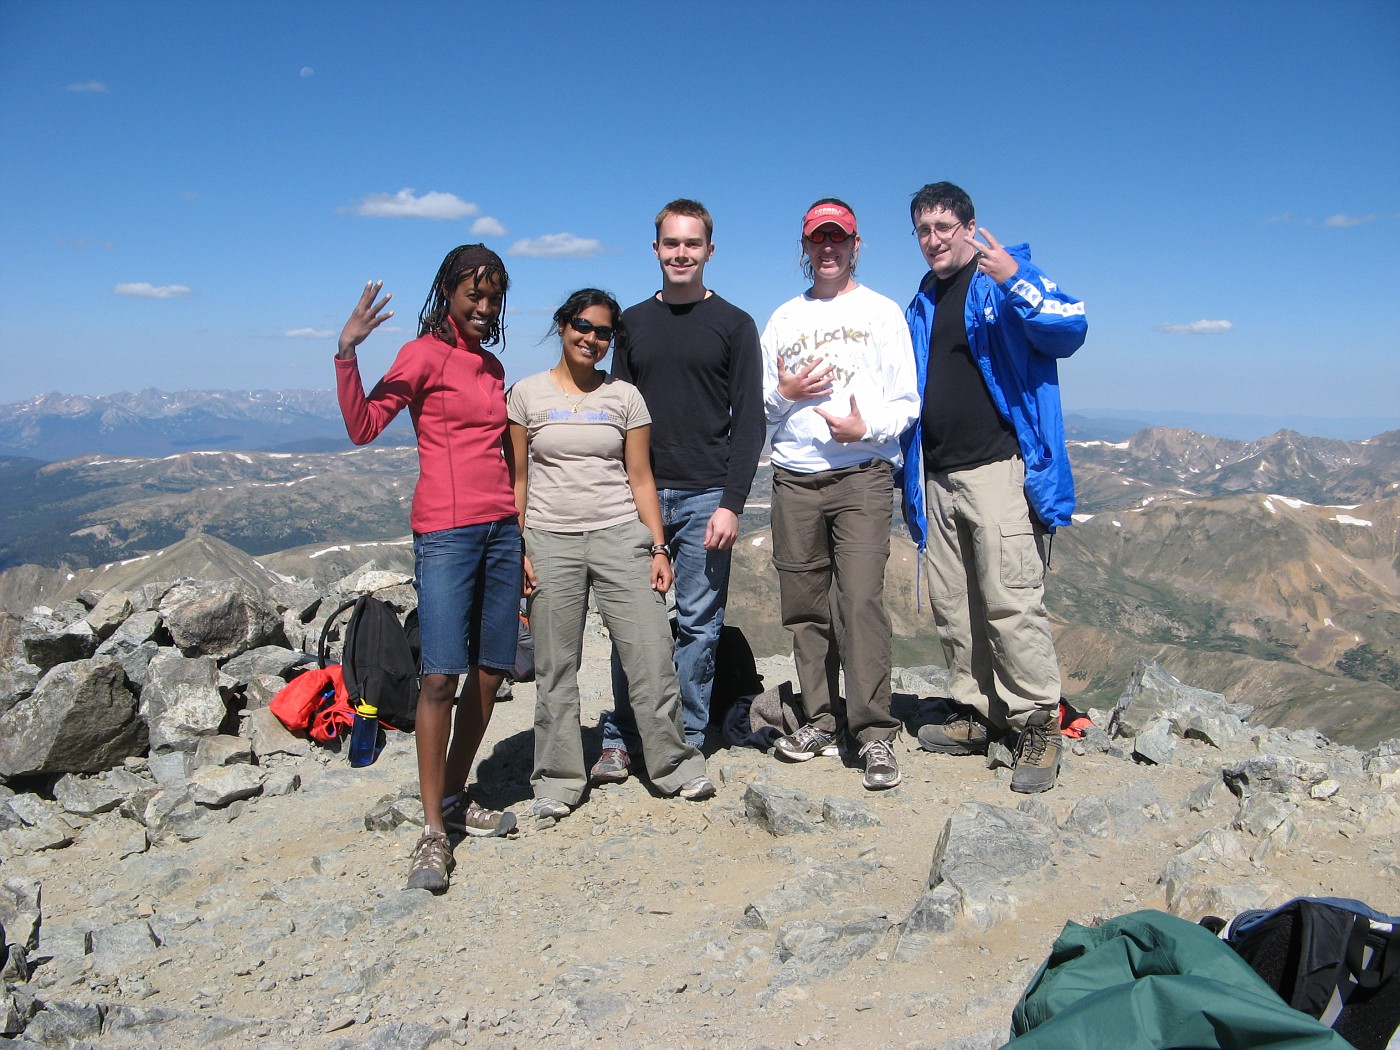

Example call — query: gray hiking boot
[442,794,517,838]
[858,738,901,790]
[773,724,840,762]
[406,830,453,893]
[528,797,570,820]
[917,712,992,755]
[1010,709,1063,794]
[678,775,716,801]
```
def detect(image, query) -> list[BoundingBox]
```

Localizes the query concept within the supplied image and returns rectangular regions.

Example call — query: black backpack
[318,596,420,733]
[1204,897,1400,1049]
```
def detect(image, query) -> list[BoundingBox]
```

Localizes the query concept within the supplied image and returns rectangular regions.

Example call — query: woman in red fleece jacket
[336,244,521,894]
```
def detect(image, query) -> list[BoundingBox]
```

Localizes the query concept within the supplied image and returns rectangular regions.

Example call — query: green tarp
[1006,909,1354,1049]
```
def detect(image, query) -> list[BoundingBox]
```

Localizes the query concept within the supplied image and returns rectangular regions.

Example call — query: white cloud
[507,233,604,258]
[284,327,334,339]
[1323,213,1381,228]
[65,81,107,93]
[471,216,507,237]
[1154,320,1233,335]
[113,283,193,299]
[299,67,314,78]
[342,189,479,220]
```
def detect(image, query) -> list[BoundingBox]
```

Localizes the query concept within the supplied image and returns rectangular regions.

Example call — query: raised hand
[338,281,393,359]
[964,227,1018,284]
[776,354,836,402]
[814,395,867,444]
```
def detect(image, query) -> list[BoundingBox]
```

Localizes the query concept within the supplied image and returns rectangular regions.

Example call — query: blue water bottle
[347,701,382,767]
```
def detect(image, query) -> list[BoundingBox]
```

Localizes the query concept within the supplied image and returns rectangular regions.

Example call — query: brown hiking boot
[1010,709,1063,794]
[406,830,453,893]
[917,712,992,755]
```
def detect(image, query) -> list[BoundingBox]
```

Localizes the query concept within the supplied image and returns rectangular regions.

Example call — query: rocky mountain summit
[1,571,1396,1048]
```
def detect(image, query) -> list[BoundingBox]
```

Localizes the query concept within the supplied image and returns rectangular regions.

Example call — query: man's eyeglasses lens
[570,318,614,342]
[913,222,964,241]
[806,228,851,244]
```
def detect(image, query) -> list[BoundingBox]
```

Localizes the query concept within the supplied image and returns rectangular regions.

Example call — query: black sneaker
[1010,709,1063,794]
[773,724,840,762]
[858,738,901,789]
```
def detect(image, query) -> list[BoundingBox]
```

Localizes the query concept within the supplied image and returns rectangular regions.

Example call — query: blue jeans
[413,518,522,675]
[601,488,732,751]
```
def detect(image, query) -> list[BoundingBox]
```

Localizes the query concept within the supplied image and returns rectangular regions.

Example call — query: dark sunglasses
[805,228,853,244]
[569,317,615,342]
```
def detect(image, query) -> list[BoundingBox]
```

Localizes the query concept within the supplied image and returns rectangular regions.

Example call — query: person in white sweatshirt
[759,198,919,790]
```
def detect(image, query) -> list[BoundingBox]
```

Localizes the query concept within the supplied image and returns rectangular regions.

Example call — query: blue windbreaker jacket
[899,243,1087,547]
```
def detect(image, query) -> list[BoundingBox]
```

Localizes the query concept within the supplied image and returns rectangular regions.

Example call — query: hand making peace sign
[964,227,1019,284]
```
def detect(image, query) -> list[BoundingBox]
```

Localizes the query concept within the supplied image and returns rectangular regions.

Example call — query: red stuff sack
[270,665,354,742]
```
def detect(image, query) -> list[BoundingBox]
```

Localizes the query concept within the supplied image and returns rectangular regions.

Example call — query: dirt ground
[8,633,1397,1049]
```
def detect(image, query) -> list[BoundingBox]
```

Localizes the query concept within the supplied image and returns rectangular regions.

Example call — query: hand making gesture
[814,396,868,444]
[338,280,394,359]
[964,227,1019,284]
[776,354,836,402]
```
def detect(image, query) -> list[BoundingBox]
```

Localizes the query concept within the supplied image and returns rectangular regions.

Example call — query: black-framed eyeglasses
[805,228,853,244]
[569,317,615,342]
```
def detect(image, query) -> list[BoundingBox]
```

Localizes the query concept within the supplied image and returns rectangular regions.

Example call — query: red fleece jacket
[336,321,517,534]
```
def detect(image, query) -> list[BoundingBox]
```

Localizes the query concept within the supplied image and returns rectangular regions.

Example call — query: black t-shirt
[920,259,1018,473]
[610,293,765,515]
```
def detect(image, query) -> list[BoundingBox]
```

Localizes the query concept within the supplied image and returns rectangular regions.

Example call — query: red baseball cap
[802,202,857,238]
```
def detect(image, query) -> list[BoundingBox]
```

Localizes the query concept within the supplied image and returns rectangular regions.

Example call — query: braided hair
[417,244,510,348]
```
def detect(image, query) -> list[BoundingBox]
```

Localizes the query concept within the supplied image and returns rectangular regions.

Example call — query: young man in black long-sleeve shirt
[591,199,765,781]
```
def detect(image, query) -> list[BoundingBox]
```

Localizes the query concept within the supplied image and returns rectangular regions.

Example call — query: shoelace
[412,833,448,868]
[1019,724,1049,764]
[861,739,893,764]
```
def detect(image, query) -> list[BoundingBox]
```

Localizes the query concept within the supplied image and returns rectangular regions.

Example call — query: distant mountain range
[0,389,415,460]
[1,389,1397,747]
[3,389,1394,462]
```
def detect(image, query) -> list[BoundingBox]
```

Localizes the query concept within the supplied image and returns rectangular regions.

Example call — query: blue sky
[2,0,1397,433]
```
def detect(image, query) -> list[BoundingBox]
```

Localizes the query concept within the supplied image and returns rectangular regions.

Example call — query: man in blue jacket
[899,182,1086,793]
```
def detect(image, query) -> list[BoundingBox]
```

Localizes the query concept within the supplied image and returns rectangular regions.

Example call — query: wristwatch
[649,544,670,558]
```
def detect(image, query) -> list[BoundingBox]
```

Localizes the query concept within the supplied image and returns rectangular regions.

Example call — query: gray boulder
[1065,781,1171,840]
[245,706,310,759]
[141,651,226,754]
[19,606,98,671]
[159,579,282,660]
[1109,659,1251,739]
[188,764,264,807]
[52,768,152,817]
[84,589,133,640]
[743,783,824,835]
[0,878,41,952]
[219,645,313,687]
[0,658,145,777]
[94,609,163,659]
[895,883,963,960]
[0,662,40,720]
[926,801,1056,929]
[760,907,890,1003]
[1223,755,1330,800]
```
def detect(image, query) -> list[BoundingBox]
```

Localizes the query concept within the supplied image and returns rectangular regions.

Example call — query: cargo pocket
[999,521,1045,589]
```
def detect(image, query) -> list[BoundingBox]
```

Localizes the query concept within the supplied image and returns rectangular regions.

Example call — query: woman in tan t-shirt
[506,289,712,818]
